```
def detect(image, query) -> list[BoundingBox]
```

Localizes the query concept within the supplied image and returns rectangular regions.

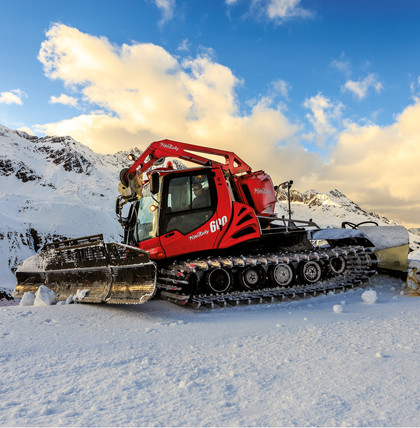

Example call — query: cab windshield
[133,186,158,243]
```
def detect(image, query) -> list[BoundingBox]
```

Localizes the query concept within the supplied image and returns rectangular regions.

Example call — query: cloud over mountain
[34,24,420,227]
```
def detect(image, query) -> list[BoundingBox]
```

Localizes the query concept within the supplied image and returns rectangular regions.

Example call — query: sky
[1,0,420,228]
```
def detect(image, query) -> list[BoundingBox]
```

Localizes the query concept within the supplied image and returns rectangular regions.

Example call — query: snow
[312,227,367,240]
[74,289,90,301]
[359,225,409,250]
[19,291,35,306]
[409,256,420,270]
[361,289,378,305]
[33,285,56,306]
[1,275,420,426]
[15,253,44,272]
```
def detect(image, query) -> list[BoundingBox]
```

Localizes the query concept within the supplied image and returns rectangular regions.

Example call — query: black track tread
[158,246,377,309]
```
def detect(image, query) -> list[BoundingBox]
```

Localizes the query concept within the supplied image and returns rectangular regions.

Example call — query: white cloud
[331,59,349,73]
[36,24,420,227]
[265,0,313,22]
[37,23,300,173]
[342,73,383,100]
[49,94,78,107]
[154,0,175,25]
[17,126,35,135]
[330,53,351,76]
[227,0,313,24]
[177,38,190,52]
[0,89,26,105]
[270,79,291,99]
[299,101,420,227]
[303,93,344,137]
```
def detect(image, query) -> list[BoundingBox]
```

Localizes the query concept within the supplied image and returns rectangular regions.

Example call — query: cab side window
[163,173,215,235]
[167,176,191,212]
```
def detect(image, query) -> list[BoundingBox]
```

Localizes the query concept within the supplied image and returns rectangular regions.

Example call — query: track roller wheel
[269,263,294,287]
[329,256,346,275]
[298,261,322,284]
[238,266,265,290]
[204,268,232,294]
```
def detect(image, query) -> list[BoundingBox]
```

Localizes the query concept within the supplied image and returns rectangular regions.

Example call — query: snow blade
[14,234,157,304]
[312,225,409,274]
[359,225,409,274]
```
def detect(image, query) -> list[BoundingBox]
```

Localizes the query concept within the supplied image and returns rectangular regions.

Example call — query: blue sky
[2,0,420,131]
[1,0,420,226]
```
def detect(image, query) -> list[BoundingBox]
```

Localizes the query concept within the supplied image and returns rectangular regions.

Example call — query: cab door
[159,170,220,258]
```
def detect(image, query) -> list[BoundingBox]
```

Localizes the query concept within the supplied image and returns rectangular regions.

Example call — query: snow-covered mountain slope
[276,187,420,260]
[0,124,141,288]
[409,227,420,237]
[276,188,393,227]
[1,123,418,293]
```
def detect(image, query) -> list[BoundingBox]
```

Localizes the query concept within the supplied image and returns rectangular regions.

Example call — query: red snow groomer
[14,139,409,307]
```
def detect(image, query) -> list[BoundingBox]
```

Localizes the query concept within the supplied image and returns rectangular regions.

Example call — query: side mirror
[150,172,160,194]
[115,196,122,217]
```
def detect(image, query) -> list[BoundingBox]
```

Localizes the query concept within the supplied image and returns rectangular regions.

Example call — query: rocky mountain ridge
[0,124,140,288]
[276,188,392,226]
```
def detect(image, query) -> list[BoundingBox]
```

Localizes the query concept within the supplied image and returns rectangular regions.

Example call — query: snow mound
[16,253,44,272]
[75,289,90,301]
[34,285,56,306]
[57,295,75,305]
[20,291,36,306]
[362,290,377,304]
[53,289,89,305]
[333,304,343,313]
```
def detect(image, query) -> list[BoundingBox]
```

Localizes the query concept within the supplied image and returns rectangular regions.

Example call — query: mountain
[276,188,393,228]
[0,124,140,289]
[0,123,417,295]
[409,228,420,236]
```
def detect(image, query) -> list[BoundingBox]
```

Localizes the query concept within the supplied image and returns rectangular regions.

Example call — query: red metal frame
[126,139,252,177]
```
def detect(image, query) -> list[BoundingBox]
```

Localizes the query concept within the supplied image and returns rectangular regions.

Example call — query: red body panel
[139,237,166,259]
[157,167,229,259]
[159,214,223,259]
[216,202,261,249]
[232,171,277,216]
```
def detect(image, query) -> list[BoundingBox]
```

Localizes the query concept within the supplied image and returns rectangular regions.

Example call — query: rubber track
[158,246,376,309]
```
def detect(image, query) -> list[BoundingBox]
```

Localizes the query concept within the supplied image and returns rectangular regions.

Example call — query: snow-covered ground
[1,275,420,426]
